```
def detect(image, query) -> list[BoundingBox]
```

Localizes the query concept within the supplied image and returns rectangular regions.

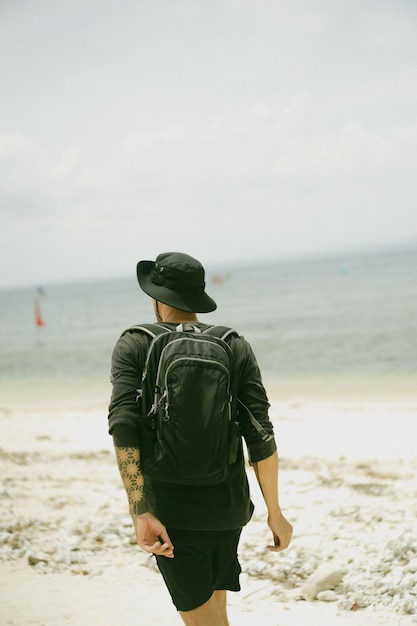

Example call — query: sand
[1,388,417,626]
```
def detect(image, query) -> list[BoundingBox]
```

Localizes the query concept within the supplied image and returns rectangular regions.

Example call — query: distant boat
[211,274,229,284]
[35,298,44,327]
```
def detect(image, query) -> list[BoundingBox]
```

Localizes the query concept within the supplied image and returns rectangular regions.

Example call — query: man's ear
[153,299,163,322]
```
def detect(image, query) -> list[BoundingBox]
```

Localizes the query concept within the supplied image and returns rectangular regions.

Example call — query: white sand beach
[1,385,417,626]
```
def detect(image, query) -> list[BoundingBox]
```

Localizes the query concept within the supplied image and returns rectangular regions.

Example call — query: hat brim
[136,260,217,313]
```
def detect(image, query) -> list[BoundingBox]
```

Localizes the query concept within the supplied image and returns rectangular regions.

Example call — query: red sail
[35,299,44,327]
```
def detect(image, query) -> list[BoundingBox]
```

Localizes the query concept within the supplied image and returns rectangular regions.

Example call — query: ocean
[1,247,416,404]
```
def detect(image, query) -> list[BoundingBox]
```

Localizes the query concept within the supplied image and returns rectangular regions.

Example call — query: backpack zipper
[162,356,231,421]
[148,336,232,420]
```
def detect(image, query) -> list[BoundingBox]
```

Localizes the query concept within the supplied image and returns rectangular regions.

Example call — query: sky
[1,0,417,288]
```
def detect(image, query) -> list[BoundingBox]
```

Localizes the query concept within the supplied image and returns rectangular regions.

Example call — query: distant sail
[35,298,44,327]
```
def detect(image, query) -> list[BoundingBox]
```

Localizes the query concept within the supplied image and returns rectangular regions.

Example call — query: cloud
[2,90,416,227]
[0,131,115,220]
[116,96,417,201]
[1,0,417,287]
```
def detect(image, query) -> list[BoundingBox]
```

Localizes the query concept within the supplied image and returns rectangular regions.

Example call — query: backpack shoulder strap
[204,326,273,442]
[120,323,171,340]
[203,325,238,342]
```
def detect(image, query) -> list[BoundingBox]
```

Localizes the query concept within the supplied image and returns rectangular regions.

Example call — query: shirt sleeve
[107,332,148,447]
[231,335,277,463]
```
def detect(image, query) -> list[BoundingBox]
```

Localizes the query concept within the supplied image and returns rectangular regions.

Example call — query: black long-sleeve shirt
[108,322,277,530]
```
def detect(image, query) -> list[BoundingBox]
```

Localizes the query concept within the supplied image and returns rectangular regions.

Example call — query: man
[108,252,292,626]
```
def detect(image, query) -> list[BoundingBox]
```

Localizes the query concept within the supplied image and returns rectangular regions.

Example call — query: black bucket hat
[136,252,217,313]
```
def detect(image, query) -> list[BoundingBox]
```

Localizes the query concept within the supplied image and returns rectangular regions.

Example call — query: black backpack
[123,322,242,486]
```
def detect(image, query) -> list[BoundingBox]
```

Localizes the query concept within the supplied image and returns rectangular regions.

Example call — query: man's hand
[135,512,174,558]
[267,512,293,552]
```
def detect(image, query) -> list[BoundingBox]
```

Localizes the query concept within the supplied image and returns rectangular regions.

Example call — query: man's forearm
[253,450,293,551]
[252,450,281,515]
[114,446,150,518]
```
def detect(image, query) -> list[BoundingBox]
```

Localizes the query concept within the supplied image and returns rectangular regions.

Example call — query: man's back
[109,320,276,530]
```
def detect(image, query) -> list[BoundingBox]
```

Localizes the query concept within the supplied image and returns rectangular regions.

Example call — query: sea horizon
[1,243,416,407]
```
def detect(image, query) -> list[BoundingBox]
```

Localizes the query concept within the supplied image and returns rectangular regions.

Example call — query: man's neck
[155,300,198,324]
[161,312,199,323]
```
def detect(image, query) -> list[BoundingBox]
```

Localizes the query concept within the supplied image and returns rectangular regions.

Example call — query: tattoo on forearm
[115,447,150,517]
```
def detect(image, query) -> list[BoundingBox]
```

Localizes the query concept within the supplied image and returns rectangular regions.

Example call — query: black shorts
[155,527,242,612]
